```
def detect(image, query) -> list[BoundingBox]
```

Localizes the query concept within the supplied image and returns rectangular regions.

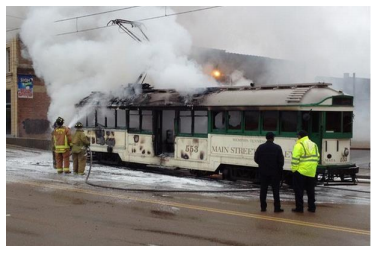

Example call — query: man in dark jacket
[254,132,285,213]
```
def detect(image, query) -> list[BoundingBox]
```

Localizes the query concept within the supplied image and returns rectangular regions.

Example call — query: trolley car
[76,82,359,184]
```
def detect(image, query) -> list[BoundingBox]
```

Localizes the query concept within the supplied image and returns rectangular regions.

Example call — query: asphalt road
[6,179,370,246]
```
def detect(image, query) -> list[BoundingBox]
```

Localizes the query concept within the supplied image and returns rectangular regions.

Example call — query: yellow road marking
[7,180,370,236]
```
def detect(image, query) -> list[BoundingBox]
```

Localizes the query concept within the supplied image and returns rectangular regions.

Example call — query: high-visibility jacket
[53,126,72,153]
[291,136,320,177]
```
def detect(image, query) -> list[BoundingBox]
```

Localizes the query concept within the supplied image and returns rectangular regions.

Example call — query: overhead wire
[6,6,140,34]
[7,6,222,35]
[135,6,221,22]
[55,6,221,36]
[54,6,140,23]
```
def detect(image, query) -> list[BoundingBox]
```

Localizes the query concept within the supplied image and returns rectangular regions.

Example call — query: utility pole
[353,73,356,97]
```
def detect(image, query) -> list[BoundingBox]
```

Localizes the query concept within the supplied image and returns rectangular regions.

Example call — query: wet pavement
[6,145,371,245]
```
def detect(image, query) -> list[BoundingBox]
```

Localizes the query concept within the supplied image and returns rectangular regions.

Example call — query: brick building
[6,37,51,147]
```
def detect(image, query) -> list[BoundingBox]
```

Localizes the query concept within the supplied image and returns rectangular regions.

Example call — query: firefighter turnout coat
[53,126,72,153]
[71,129,90,174]
[291,136,320,177]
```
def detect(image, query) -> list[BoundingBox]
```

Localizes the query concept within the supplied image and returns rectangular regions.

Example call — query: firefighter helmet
[56,117,64,126]
[75,122,83,128]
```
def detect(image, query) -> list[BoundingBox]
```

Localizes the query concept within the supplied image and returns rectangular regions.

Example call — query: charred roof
[76,82,347,109]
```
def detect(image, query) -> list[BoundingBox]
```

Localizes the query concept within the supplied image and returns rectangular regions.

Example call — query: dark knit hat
[297,130,308,138]
[266,132,275,140]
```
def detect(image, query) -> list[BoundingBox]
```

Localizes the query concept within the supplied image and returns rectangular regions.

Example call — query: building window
[6,48,10,73]
[6,90,11,134]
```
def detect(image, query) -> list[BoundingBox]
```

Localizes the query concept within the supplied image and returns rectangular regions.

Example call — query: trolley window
[326,112,342,133]
[141,110,152,132]
[262,111,278,131]
[245,111,259,131]
[179,111,192,134]
[117,109,126,128]
[104,109,116,128]
[212,111,226,131]
[281,111,297,132]
[194,111,208,134]
[87,109,96,127]
[129,110,140,132]
[228,111,242,131]
[311,112,320,133]
[97,108,106,127]
[343,112,353,133]
[78,112,87,127]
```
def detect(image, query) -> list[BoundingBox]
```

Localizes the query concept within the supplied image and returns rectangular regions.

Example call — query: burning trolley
[76,82,359,184]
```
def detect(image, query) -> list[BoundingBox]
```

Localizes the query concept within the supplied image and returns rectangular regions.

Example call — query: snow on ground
[6,145,235,191]
[6,145,370,205]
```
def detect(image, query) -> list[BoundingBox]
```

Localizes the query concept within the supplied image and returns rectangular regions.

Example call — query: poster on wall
[17,75,34,98]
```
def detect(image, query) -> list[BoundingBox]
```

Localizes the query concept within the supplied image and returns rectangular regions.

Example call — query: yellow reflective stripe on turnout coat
[53,126,72,153]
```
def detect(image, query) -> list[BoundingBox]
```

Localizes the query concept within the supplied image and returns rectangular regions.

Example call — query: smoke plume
[18,6,217,126]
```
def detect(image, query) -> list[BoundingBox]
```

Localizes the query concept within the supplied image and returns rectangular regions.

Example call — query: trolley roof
[77,82,351,108]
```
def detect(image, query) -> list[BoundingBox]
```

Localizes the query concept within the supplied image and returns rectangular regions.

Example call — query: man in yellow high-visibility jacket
[291,130,320,213]
[53,117,72,174]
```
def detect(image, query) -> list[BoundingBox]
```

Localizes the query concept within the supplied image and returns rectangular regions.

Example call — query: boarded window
[117,110,126,128]
[281,111,297,132]
[326,112,342,133]
[141,110,152,132]
[262,111,278,131]
[245,111,259,131]
[212,111,225,130]
[228,111,242,130]
[194,111,207,134]
[129,110,140,131]
[6,48,10,73]
[6,90,11,134]
[343,112,353,133]
[180,111,192,134]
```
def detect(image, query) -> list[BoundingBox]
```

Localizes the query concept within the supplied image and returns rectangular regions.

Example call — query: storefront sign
[17,75,33,98]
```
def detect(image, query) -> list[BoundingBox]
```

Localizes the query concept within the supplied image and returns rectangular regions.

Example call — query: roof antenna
[108,19,149,85]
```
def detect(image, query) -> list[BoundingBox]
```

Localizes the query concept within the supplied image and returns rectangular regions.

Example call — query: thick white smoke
[19,7,217,126]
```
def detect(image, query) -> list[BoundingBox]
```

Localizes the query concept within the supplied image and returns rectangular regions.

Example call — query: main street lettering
[212,146,255,155]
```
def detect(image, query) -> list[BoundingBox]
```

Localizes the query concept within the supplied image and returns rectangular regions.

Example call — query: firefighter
[51,122,57,169]
[71,122,90,175]
[291,130,320,213]
[53,117,72,174]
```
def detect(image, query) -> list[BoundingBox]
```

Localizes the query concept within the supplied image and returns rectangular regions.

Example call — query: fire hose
[84,147,257,193]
